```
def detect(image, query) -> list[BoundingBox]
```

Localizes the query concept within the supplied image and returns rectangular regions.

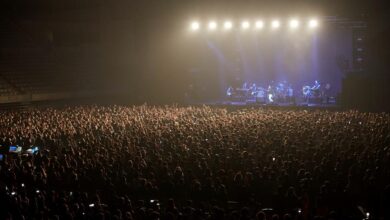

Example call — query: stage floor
[190,100,340,110]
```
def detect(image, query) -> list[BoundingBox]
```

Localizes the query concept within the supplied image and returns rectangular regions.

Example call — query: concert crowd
[0,105,389,220]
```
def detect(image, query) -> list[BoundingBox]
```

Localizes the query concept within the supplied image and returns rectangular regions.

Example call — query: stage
[189,99,340,111]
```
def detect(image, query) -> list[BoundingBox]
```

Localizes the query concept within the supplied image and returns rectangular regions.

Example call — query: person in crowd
[0,105,389,219]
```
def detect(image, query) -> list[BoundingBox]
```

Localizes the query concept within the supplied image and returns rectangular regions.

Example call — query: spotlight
[208,21,217,30]
[190,21,200,31]
[309,19,318,28]
[289,19,299,29]
[271,20,280,29]
[241,21,250,30]
[224,21,233,30]
[255,20,264,29]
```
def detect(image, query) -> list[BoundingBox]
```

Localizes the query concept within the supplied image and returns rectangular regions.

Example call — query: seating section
[0,48,71,94]
[0,77,17,96]
[0,19,95,98]
[0,20,33,48]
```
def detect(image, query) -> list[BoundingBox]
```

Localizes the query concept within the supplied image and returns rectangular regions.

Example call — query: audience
[0,105,389,219]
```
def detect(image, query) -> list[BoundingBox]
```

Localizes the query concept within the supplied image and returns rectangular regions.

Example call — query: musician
[325,83,331,91]
[226,86,234,97]
[250,83,257,91]
[267,81,275,92]
[310,80,320,99]
[287,84,293,95]
[250,83,257,96]
[242,82,248,90]
[267,82,275,103]
[276,81,287,102]
[311,80,321,90]
[324,83,331,103]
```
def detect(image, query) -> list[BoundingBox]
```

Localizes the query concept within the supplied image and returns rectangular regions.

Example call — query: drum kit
[302,81,324,101]
[302,86,321,98]
[227,81,294,104]
[301,81,333,104]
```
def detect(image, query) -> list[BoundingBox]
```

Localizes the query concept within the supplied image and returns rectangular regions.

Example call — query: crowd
[0,105,389,220]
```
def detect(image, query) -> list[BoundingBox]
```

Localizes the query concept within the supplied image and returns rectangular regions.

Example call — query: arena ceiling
[0,0,389,21]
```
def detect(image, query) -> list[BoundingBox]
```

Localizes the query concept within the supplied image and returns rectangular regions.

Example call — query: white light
[208,21,217,30]
[241,21,250,29]
[190,21,200,31]
[271,20,280,29]
[224,21,233,30]
[289,19,300,29]
[255,20,264,29]
[309,19,318,28]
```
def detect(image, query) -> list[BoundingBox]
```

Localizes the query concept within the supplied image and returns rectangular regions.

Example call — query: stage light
[190,21,200,31]
[255,20,264,29]
[224,21,233,30]
[271,20,280,29]
[309,19,318,28]
[241,21,250,30]
[289,19,299,29]
[208,21,217,30]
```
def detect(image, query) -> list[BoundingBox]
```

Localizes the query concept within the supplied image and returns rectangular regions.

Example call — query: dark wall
[340,14,390,111]
[341,74,390,111]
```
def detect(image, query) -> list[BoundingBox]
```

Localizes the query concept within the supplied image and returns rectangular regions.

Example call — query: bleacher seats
[0,18,96,99]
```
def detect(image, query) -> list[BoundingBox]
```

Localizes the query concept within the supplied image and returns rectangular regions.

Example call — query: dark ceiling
[1,0,389,21]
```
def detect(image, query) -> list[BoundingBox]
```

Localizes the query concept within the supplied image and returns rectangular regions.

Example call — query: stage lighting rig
[190,21,200,31]
[241,21,250,30]
[255,20,264,29]
[224,21,233,30]
[289,19,300,29]
[309,19,318,28]
[208,21,218,30]
[271,20,280,29]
